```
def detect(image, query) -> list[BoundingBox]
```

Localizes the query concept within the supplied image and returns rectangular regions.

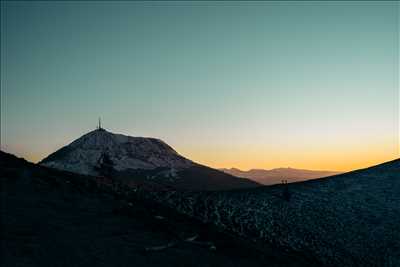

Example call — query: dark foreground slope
[146,159,400,267]
[0,151,310,267]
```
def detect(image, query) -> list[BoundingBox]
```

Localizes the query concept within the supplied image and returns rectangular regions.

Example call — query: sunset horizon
[1,1,399,266]
[7,124,397,173]
[2,2,398,175]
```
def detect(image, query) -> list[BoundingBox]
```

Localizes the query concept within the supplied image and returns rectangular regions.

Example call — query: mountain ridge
[220,167,341,185]
[223,166,340,172]
[39,128,259,191]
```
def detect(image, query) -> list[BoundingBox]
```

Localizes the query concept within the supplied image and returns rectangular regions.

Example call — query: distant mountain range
[39,128,259,191]
[220,167,342,185]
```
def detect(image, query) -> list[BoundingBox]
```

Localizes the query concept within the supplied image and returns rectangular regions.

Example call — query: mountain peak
[39,129,260,190]
[40,129,193,176]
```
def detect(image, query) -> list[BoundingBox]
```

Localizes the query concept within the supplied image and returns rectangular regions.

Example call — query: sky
[1,1,399,172]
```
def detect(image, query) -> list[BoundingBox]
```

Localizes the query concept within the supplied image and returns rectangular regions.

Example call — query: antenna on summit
[98,117,102,130]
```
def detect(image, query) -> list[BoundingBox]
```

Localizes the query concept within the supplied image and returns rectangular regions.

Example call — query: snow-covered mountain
[40,128,259,190]
[40,128,193,176]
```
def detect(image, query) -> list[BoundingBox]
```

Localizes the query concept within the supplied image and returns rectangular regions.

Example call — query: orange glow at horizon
[23,151,398,173]
[2,1,398,177]
[6,133,399,173]
[178,139,399,172]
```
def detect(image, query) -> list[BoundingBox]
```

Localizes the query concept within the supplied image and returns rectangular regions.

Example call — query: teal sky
[1,1,399,171]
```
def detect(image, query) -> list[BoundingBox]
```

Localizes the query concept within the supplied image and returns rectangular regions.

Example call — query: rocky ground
[143,159,400,267]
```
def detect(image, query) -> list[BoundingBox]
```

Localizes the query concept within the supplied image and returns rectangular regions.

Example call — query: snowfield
[40,129,194,175]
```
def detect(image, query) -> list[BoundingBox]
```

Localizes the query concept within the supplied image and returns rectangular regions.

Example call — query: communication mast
[97,117,102,130]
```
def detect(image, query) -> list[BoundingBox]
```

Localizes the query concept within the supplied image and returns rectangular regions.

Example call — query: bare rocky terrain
[144,159,400,267]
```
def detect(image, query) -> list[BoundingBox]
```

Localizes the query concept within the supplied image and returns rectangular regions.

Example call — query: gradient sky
[1,1,399,172]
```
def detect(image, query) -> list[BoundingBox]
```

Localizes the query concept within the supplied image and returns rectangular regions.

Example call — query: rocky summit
[39,128,259,191]
[40,128,193,175]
